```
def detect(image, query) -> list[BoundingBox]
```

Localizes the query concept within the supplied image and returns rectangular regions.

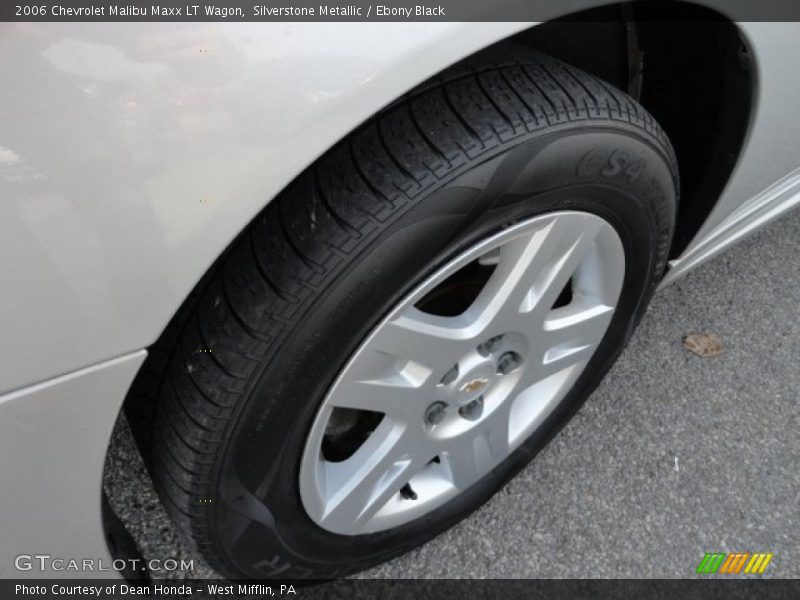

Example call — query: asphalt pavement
[104,207,800,579]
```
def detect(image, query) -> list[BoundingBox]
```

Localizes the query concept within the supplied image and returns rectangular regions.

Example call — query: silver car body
[1,14,799,576]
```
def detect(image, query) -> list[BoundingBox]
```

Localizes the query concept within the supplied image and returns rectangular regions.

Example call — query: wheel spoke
[367,307,477,373]
[468,213,604,334]
[443,403,511,490]
[319,422,425,532]
[536,300,614,379]
[326,362,431,422]
[506,356,585,447]
[520,214,605,317]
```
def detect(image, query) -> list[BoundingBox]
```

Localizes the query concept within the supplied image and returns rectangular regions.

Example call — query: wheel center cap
[459,377,489,394]
[453,363,495,405]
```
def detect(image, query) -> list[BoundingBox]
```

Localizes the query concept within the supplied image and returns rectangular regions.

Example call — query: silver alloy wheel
[299,211,625,535]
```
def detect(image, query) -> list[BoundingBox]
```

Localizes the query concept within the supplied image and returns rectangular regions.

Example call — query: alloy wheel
[299,211,625,535]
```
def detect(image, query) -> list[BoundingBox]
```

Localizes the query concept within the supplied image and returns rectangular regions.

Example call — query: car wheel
[150,46,678,579]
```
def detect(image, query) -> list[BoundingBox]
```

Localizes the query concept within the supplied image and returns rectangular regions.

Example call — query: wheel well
[512,1,754,257]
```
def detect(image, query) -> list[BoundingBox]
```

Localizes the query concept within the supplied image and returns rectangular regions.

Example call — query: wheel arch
[516,2,755,258]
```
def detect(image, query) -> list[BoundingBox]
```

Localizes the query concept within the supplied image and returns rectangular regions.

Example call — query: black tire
[149,45,679,579]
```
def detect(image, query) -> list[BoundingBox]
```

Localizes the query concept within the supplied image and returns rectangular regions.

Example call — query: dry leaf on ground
[682,332,724,357]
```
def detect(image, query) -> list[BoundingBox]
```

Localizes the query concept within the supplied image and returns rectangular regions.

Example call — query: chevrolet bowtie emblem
[459,378,490,394]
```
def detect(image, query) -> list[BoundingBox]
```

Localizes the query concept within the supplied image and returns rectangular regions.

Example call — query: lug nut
[458,397,484,421]
[497,351,522,375]
[439,365,459,386]
[477,335,504,357]
[424,401,448,428]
